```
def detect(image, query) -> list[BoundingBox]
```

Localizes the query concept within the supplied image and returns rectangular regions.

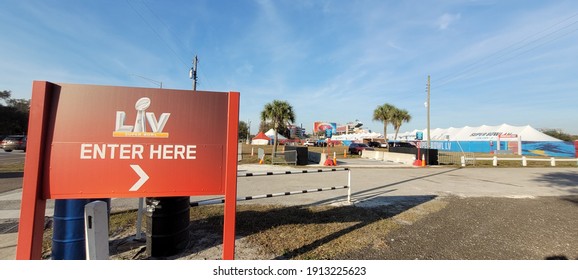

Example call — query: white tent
[390,124,561,142]
[264,129,287,140]
[331,132,383,141]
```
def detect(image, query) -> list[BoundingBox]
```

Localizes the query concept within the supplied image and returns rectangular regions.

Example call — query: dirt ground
[102,195,578,260]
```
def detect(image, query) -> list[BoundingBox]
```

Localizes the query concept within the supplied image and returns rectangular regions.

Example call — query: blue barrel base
[51,199,110,260]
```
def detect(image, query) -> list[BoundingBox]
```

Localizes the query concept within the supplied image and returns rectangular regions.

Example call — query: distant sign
[416,132,423,140]
[313,121,337,133]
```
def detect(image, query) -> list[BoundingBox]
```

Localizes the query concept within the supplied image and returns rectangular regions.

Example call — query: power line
[125,0,189,68]
[436,25,578,89]
[129,1,214,89]
[382,14,578,106]
[130,74,163,88]
[141,0,191,56]
[433,12,578,89]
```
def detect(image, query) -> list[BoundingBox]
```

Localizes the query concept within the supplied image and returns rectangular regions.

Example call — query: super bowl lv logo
[113,97,171,138]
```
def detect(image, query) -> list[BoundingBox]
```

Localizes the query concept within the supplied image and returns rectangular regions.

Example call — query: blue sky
[2,0,578,135]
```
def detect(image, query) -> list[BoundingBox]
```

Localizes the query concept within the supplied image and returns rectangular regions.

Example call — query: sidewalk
[0,232,17,260]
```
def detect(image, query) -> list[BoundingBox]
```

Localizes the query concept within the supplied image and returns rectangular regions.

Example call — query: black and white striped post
[190,185,350,207]
[237,167,350,178]
[191,168,352,207]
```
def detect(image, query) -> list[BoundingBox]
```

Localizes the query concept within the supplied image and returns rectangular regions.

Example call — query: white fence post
[457,155,575,167]
[347,169,351,204]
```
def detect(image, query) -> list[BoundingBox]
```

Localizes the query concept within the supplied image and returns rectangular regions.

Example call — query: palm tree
[391,108,412,140]
[260,100,296,154]
[373,103,396,140]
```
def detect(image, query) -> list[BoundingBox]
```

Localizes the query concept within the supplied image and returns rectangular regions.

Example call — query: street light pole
[426,75,431,164]
[427,75,431,148]
[247,120,251,144]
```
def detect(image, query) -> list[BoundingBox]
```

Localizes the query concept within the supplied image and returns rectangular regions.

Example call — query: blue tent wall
[426,141,575,157]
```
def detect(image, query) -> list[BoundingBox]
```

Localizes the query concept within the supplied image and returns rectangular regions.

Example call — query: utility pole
[426,75,431,164]
[189,55,198,91]
[247,120,251,144]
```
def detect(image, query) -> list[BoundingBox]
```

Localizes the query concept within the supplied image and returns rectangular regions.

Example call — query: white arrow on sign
[129,164,149,191]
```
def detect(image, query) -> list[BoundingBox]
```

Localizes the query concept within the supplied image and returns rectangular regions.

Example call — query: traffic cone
[324,157,336,166]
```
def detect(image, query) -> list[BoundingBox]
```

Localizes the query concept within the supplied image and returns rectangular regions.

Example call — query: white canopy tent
[264,128,287,140]
[389,124,561,142]
[330,132,383,141]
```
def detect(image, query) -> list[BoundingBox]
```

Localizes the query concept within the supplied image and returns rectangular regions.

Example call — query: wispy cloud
[437,13,461,30]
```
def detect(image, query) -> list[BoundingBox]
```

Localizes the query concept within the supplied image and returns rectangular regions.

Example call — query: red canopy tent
[251,131,270,145]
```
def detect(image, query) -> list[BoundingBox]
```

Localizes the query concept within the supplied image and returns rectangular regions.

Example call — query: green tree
[373,103,396,140]
[0,90,11,105]
[258,120,272,134]
[391,108,412,140]
[541,129,575,142]
[238,121,249,142]
[260,100,296,154]
[7,98,30,113]
[0,90,30,135]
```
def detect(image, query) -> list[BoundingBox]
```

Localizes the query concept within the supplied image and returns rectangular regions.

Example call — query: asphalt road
[2,161,578,214]
[345,195,578,260]
[0,150,25,193]
[0,150,26,164]
[2,158,578,260]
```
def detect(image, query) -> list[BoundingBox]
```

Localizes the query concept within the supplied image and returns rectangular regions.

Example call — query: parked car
[367,141,383,148]
[303,140,316,147]
[388,141,415,148]
[1,135,27,152]
[348,143,374,155]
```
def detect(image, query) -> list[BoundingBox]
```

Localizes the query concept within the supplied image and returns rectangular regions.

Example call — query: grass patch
[0,162,24,172]
[41,198,447,260]
[239,143,363,162]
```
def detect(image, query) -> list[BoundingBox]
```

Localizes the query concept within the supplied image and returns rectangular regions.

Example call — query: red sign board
[18,81,239,259]
[40,83,236,198]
